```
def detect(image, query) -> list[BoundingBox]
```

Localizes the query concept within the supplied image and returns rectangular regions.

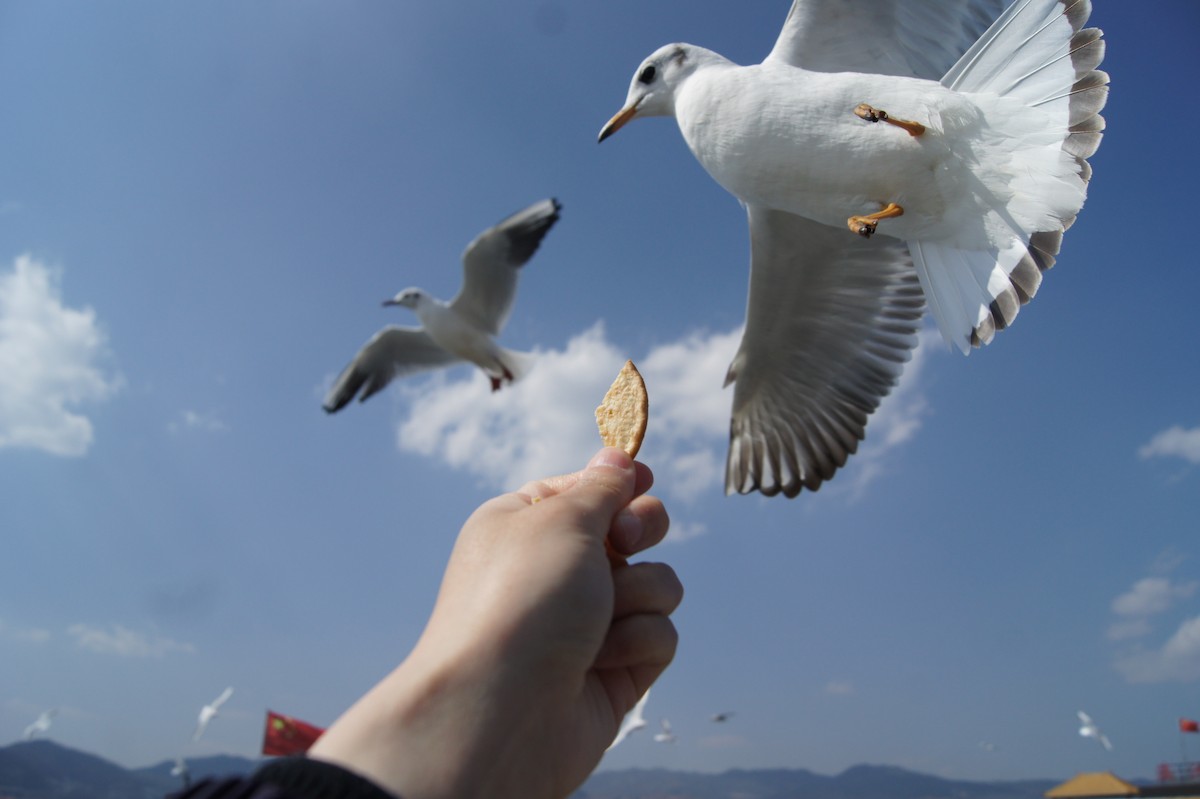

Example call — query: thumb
[562,447,638,537]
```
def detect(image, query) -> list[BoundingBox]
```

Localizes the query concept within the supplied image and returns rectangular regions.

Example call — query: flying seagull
[193,686,234,742]
[710,711,735,723]
[323,198,561,412]
[600,0,1106,497]
[654,718,677,744]
[171,756,192,788]
[607,689,651,751]
[22,709,56,740]
[1077,710,1113,751]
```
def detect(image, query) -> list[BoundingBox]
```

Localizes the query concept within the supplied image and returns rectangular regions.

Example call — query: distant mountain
[0,740,1061,799]
[573,764,1060,799]
[0,740,256,799]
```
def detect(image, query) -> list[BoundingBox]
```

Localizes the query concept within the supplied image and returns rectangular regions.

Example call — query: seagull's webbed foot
[853,103,926,137]
[489,366,517,393]
[847,202,904,238]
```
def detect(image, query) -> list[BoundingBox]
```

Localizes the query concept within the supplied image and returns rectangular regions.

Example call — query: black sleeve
[174,757,398,799]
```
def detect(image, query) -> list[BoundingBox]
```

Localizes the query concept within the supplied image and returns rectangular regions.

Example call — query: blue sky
[2,0,1199,782]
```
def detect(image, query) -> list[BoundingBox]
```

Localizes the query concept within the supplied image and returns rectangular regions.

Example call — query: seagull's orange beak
[598,102,639,143]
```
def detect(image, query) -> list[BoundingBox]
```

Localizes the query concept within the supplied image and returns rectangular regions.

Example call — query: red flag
[262,710,325,756]
[1181,718,1200,733]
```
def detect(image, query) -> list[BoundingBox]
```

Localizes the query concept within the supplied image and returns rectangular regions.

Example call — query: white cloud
[1111,577,1197,619]
[66,623,195,658]
[1139,425,1200,464]
[0,255,120,456]
[1107,576,1197,640]
[825,679,855,695]
[397,322,625,490]
[1109,575,1200,681]
[395,320,935,512]
[396,321,740,504]
[1114,615,1200,683]
[1106,619,1151,642]
[665,520,709,544]
[168,409,228,434]
[0,617,51,644]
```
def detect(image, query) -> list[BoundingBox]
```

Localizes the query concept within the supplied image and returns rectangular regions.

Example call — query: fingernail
[588,447,632,472]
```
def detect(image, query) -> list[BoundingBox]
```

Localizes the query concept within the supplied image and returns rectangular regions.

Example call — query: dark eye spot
[638,64,656,84]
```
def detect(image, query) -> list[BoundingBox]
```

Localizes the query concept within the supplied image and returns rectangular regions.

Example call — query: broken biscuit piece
[595,360,648,458]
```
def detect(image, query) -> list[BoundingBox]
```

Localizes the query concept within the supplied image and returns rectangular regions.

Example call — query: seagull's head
[384,288,425,310]
[599,44,706,142]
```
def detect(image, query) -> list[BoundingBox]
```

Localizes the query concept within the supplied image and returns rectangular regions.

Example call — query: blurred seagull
[600,0,1107,497]
[171,756,192,788]
[654,718,677,744]
[607,689,651,751]
[323,198,561,412]
[22,709,56,740]
[1077,710,1113,751]
[193,686,234,742]
[710,711,735,723]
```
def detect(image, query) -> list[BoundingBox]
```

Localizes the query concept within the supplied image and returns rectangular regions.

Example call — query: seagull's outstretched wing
[451,198,561,336]
[765,0,1009,79]
[725,208,924,497]
[323,327,460,413]
[211,687,234,710]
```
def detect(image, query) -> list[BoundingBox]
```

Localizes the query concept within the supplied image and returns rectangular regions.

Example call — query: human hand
[308,447,682,799]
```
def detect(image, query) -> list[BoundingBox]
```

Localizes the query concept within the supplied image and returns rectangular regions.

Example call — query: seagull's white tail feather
[497,348,535,383]
[913,0,1106,352]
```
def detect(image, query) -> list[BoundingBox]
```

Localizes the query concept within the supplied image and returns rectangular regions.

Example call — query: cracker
[595,360,648,458]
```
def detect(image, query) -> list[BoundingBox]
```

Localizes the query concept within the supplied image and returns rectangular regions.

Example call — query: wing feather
[765,0,1009,79]
[451,198,561,335]
[725,209,924,497]
[323,327,459,413]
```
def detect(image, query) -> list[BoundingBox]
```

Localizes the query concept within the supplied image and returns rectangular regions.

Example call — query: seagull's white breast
[418,300,494,361]
[674,63,991,244]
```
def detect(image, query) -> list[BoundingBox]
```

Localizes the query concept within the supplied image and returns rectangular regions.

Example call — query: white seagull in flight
[193,686,234,742]
[171,756,192,787]
[600,0,1107,497]
[23,709,56,740]
[654,718,677,744]
[607,689,651,751]
[323,198,561,412]
[1077,710,1113,751]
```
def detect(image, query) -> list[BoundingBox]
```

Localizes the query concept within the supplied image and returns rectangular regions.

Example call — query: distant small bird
[607,689,651,750]
[323,198,561,411]
[1077,710,1113,751]
[22,709,56,740]
[710,711,735,723]
[654,718,677,744]
[193,686,234,742]
[171,756,192,788]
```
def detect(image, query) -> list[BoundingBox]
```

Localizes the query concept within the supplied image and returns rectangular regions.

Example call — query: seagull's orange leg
[847,202,904,238]
[853,103,926,137]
